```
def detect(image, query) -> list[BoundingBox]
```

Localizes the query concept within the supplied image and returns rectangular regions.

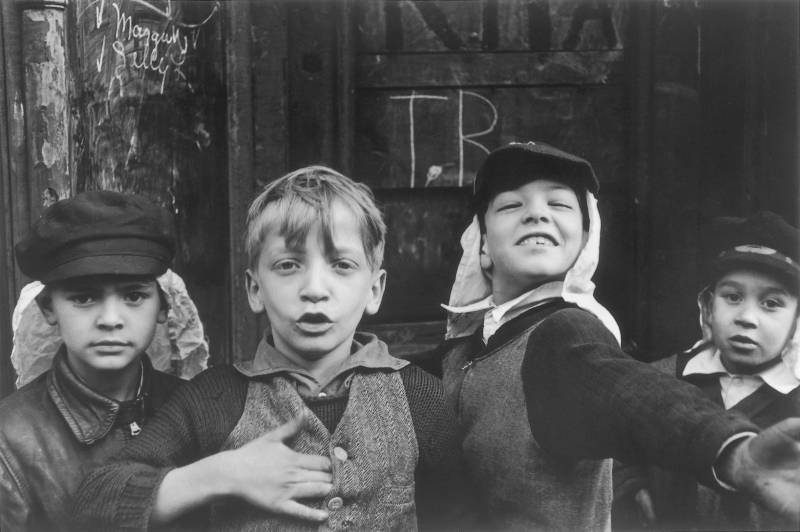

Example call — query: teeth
[521,236,554,246]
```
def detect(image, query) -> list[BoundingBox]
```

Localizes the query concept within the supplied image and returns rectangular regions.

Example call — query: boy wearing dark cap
[434,141,800,530]
[615,211,800,531]
[0,191,184,531]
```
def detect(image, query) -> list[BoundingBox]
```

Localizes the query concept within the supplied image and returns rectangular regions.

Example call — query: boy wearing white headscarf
[433,141,800,531]
[615,211,800,531]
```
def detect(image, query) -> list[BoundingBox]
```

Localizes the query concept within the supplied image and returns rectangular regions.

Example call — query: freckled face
[41,277,166,383]
[245,201,385,367]
[482,179,587,304]
[708,269,799,373]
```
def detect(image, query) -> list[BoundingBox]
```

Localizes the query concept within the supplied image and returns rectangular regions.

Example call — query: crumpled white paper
[11,269,209,388]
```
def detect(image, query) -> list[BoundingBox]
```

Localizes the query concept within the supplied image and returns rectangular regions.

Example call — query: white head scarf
[10,269,209,388]
[444,191,621,344]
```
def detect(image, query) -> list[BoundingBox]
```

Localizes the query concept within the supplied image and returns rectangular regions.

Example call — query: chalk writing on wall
[390,89,497,188]
[87,0,219,97]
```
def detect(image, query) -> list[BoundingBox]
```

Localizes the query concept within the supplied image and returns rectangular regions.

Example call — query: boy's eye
[69,294,95,305]
[720,292,742,304]
[333,259,358,272]
[124,291,150,304]
[549,201,573,209]
[495,202,521,212]
[273,260,300,273]
[762,298,786,310]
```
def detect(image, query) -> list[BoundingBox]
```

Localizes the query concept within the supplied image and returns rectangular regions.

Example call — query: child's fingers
[290,481,334,499]
[293,452,332,472]
[291,469,332,483]
[278,500,328,522]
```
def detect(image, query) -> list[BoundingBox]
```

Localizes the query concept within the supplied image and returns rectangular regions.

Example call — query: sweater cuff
[115,467,174,531]
[694,411,759,488]
[711,432,758,491]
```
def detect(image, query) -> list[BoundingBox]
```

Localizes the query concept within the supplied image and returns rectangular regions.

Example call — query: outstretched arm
[521,308,757,478]
[521,308,800,521]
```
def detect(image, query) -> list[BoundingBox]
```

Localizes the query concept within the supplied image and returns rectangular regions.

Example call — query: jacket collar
[47,347,152,445]
[682,344,800,395]
[234,332,407,381]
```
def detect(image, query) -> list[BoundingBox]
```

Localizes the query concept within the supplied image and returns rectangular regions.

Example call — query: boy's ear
[35,291,59,326]
[364,269,387,316]
[479,234,493,271]
[244,269,266,314]
[156,308,168,324]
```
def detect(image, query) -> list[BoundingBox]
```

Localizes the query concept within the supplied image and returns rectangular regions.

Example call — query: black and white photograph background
[0,1,798,530]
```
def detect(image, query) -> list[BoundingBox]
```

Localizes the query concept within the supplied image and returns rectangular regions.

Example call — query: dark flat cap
[473,141,600,202]
[702,211,800,291]
[15,191,175,283]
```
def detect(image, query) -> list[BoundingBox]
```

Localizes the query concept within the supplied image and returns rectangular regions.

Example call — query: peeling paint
[40,140,58,168]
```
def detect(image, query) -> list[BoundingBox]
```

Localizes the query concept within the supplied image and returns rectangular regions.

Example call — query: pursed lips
[729,335,758,348]
[296,312,334,333]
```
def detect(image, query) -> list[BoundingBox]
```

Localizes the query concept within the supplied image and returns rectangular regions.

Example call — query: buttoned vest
[443,321,612,531]
[210,371,418,531]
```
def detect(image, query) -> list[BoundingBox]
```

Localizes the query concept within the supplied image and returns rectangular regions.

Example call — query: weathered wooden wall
[1,0,798,397]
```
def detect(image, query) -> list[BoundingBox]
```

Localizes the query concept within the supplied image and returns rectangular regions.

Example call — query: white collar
[683,347,800,395]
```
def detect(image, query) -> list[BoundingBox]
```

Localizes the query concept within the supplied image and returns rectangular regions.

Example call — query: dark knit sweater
[431,300,760,530]
[72,363,464,531]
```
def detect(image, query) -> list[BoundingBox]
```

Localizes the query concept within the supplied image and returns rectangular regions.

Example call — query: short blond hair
[245,166,386,270]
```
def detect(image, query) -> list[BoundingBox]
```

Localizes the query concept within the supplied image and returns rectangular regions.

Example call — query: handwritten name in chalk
[391,90,498,188]
[93,0,218,97]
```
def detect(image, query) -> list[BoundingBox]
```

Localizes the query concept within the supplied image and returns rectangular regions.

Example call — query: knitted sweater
[614,347,800,531]
[435,300,759,531]
[72,362,463,531]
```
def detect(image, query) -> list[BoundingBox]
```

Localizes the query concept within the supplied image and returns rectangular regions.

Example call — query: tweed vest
[209,370,418,532]
[443,321,612,531]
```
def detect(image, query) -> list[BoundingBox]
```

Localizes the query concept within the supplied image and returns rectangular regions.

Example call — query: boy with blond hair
[74,166,461,531]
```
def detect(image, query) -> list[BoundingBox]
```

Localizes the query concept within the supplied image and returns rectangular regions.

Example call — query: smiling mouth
[516,233,558,247]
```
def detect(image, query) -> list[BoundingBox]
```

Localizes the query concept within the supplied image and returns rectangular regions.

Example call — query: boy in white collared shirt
[615,211,800,531]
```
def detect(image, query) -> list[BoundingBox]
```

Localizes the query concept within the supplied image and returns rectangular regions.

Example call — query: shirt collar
[443,283,562,343]
[47,346,151,445]
[234,332,407,382]
[683,347,800,394]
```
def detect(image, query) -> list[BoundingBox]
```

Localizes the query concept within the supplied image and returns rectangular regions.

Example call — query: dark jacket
[0,348,182,532]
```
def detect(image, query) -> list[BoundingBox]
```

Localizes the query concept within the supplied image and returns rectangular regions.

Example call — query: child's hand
[722,418,800,523]
[152,416,333,525]
[225,417,333,521]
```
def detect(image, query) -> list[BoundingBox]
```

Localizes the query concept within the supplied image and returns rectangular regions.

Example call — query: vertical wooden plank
[646,0,702,357]
[0,2,22,398]
[226,0,258,363]
[288,0,336,167]
[21,2,71,209]
[251,1,289,186]
[336,0,355,175]
[628,0,655,358]
[3,2,32,300]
